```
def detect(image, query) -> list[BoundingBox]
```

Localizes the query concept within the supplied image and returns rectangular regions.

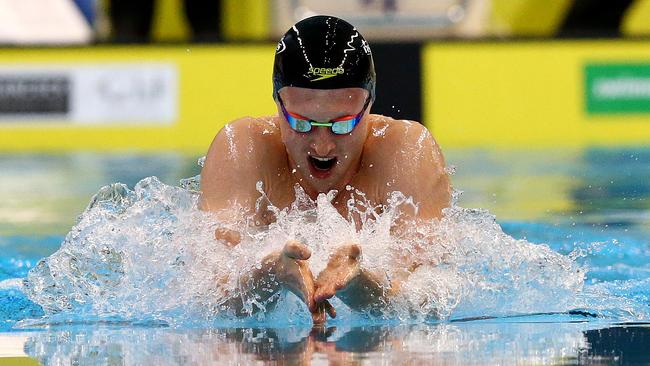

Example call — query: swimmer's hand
[270,240,315,309]
[314,244,389,311]
[314,244,362,302]
[215,227,242,246]
[262,240,335,325]
[228,240,335,324]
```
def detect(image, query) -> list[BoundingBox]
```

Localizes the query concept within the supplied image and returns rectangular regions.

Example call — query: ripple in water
[20,159,606,328]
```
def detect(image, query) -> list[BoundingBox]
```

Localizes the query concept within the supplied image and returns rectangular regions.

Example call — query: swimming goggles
[277,95,370,135]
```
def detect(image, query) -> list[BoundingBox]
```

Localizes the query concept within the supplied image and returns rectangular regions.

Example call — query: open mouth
[308,156,337,171]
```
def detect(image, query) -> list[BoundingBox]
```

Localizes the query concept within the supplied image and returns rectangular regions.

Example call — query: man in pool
[200,15,451,324]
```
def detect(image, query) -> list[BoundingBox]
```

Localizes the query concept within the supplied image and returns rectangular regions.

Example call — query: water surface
[0,148,648,364]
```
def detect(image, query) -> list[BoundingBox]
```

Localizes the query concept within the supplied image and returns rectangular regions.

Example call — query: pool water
[0,148,648,365]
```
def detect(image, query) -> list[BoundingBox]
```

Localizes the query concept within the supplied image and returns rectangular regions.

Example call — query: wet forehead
[279,87,367,105]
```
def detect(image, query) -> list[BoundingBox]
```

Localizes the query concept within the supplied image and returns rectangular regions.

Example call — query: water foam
[22,160,590,327]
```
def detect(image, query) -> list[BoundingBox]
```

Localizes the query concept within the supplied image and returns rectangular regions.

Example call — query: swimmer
[200,15,451,324]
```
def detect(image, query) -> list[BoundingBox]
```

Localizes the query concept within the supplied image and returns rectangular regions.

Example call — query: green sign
[585,63,650,114]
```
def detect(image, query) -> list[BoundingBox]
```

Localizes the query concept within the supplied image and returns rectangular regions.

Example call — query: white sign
[0,0,92,44]
[0,64,178,125]
[272,0,473,40]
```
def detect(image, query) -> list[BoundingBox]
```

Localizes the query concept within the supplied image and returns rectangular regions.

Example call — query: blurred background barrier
[0,0,92,44]
[424,40,650,148]
[0,46,275,152]
[1,0,650,152]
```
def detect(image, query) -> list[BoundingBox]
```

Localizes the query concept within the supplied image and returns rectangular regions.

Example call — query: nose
[310,127,336,156]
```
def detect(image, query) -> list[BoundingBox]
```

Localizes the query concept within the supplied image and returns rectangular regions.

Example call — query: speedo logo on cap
[308,66,344,82]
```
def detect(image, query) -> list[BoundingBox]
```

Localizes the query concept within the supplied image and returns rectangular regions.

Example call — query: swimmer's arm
[200,118,265,246]
[384,141,448,283]
[388,122,451,222]
[384,122,451,268]
[384,125,450,284]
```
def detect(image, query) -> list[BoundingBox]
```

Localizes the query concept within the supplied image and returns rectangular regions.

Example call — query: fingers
[283,240,312,260]
[312,244,362,303]
[323,300,336,319]
[314,283,337,303]
[299,262,317,312]
[314,277,347,301]
[311,300,336,325]
[280,241,357,325]
[345,243,362,260]
[336,243,361,260]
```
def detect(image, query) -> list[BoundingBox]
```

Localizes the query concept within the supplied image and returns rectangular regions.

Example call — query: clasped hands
[264,240,363,325]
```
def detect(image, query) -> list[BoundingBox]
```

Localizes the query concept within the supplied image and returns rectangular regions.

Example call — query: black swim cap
[273,15,376,102]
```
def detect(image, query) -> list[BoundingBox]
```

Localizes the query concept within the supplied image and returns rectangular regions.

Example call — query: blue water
[0,148,648,364]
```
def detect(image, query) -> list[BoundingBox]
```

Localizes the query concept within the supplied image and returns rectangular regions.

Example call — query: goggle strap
[331,115,357,122]
[286,111,308,119]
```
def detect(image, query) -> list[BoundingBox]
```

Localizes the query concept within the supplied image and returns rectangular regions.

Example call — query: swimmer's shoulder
[247,115,282,135]
[207,115,281,150]
[215,115,281,139]
[366,114,438,149]
[201,116,284,210]
[202,116,286,194]
[363,114,446,179]
[362,116,450,216]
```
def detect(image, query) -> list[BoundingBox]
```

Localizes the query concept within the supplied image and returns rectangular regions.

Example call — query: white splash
[22,169,589,327]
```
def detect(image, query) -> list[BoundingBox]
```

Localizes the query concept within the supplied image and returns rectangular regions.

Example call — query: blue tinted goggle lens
[287,116,358,134]
[279,96,369,135]
[291,118,312,132]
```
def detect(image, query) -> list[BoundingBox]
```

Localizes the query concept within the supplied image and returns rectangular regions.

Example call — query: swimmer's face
[277,87,371,194]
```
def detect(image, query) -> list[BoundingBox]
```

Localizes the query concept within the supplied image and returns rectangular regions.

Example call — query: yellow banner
[423,40,650,148]
[0,46,276,152]
[4,41,650,152]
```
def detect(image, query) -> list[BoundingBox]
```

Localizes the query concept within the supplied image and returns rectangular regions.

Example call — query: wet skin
[201,87,451,324]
